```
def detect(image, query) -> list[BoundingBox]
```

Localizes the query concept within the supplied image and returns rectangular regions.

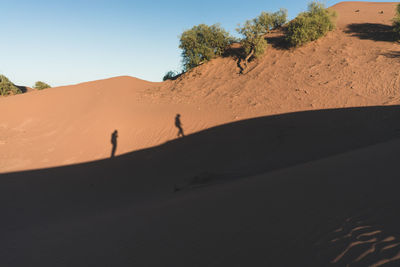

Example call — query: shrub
[285,2,336,47]
[257,8,288,33]
[236,19,268,63]
[33,81,51,90]
[179,24,234,71]
[0,75,21,96]
[163,71,179,81]
[393,4,400,39]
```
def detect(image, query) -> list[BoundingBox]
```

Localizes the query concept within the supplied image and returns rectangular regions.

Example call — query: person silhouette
[175,114,184,137]
[110,130,118,158]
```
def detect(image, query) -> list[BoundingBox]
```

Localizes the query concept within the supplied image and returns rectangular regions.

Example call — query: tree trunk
[238,46,254,74]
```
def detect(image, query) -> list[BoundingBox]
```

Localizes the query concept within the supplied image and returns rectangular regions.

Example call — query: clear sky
[0,0,394,86]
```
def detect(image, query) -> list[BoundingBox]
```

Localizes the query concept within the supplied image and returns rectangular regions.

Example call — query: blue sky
[0,0,393,86]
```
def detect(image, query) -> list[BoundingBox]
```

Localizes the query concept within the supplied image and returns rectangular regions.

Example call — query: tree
[236,8,286,72]
[179,24,233,71]
[236,19,268,69]
[33,81,51,90]
[272,8,288,29]
[163,71,179,81]
[0,75,21,96]
[285,2,336,47]
[257,8,288,33]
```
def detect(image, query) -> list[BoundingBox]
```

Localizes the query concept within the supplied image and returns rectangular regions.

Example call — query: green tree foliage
[257,8,288,33]
[285,2,336,47]
[236,19,268,64]
[179,24,233,71]
[236,8,286,67]
[163,70,178,81]
[33,81,51,90]
[0,75,21,96]
[393,3,400,40]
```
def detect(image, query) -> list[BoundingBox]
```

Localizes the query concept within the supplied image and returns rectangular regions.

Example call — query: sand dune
[0,76,234,172]
[1,1,400,266]
[1,2,400,172]
[1,105,400,266]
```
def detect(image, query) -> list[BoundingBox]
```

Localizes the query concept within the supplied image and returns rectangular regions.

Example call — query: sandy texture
[0,76,233,172]
[1,2,400,266]
[149,2,400,116]
[1,2,400,172]
[1,105,400,266]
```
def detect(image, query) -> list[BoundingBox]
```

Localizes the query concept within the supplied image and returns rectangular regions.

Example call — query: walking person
[175,114,184,137]
[110,130,118,157]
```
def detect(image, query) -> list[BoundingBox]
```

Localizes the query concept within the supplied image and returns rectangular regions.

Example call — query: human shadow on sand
[1,105,400,215]
[1,105,400,266]
[110,130,118,158]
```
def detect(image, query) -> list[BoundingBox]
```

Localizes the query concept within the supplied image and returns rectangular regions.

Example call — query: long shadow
[0,105,400,266]
[345,23,395,42]
[1,105,399,224]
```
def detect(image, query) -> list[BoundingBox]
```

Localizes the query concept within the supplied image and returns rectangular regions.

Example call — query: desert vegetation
[393,3,400,39]
[236,9,288,70]
[285,2,336,47]
[236,20,268,67]
[176,2,334,77]
[179,24,234,71]
[256,8,288,32]
[0,74,22,96]
[33,81,51,90]
[163,71,179,81]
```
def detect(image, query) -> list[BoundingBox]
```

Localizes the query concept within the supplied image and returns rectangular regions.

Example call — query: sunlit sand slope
[1,2,400,172]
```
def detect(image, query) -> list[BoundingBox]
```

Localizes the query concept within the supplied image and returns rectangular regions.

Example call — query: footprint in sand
[326,217,400,266]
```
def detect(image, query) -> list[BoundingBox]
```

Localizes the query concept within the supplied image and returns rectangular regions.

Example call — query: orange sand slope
[1,1,400,266]
[1,106,400,266]
[0,76,233,172]
[1,2,400,173]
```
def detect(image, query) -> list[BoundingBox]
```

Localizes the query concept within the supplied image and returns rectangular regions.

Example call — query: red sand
[2,2,400,173]
[1,2,400,266]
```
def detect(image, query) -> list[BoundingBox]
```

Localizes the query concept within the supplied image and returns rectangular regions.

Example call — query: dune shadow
[1,105,400,215]
[1,105,400,266]
[316,207,400,266]
[344,23,395,42]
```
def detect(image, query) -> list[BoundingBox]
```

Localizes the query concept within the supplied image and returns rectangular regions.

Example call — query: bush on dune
[0,75,22,96]
[163,71,179,81]
[176,2,336,75]
[179,24,234,71]
[236,20,268,63]
[285,2,336,47]
[33,81,51,90]
[236,8,287,70]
